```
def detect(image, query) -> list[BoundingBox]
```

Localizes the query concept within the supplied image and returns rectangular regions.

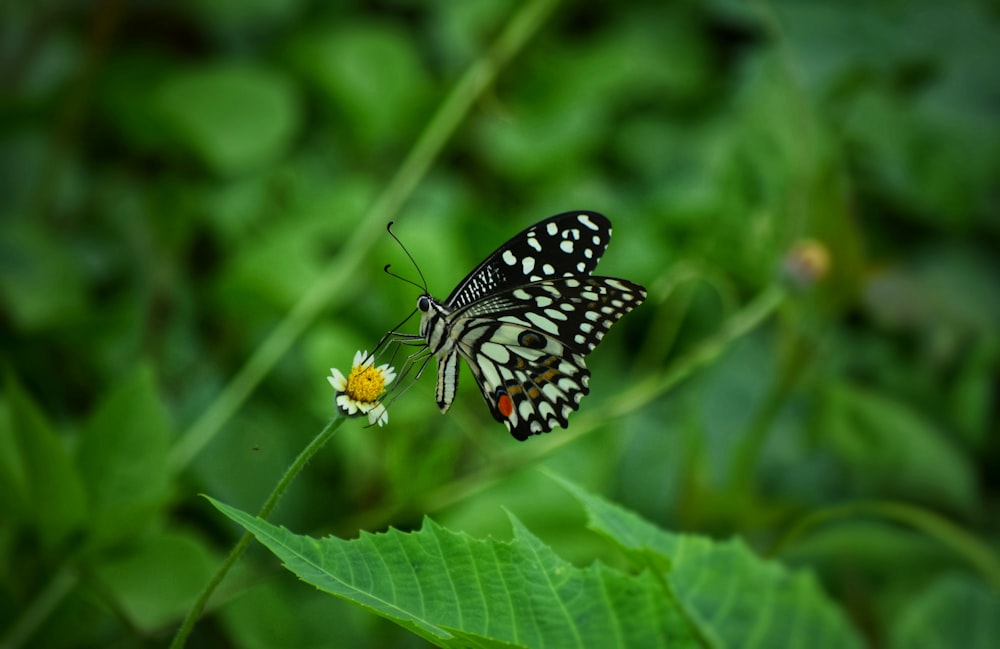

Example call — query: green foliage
[2,0,999,647]
[211,476,863,648]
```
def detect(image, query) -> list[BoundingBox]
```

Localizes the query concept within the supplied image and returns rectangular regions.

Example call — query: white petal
[378,364,397,385]
[327,368,347,391]
[352,350,366,367]
[368,404,388,427]
[336,394,358,415]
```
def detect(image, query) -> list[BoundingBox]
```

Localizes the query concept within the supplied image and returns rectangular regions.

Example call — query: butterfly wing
[451,276,646,439]
[445,211,612,310]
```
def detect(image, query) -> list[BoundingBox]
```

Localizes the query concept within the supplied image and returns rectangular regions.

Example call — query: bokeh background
[2,0,998,647]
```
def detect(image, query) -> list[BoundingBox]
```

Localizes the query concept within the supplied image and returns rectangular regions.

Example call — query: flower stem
[169,416,345,649]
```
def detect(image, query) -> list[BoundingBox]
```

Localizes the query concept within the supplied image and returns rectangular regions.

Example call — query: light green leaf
[554,477,865,649]
[156,64,300,175]
[209,497,694,649]
[890,574,1000,649]
[76,365,172,548]
[2,374,86,549]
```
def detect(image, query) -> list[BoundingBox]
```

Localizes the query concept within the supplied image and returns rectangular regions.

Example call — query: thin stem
[169,416,345,649]
[769,500,1000,588]
[168,0,562,473]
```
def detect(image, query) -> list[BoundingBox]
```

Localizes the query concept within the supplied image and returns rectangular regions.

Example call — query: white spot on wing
[542,263,555,275]
[527,236,542,252]
[481,342,511,363]
[560,240,574,254]
[502,250,517,266]
[522,256,535,274]
[546,222,559,236]
[525,311,559,334]
[578,214,599,230]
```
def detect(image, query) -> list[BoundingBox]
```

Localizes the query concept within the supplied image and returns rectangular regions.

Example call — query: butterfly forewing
[413,211,646,440]
[445,211,612,309]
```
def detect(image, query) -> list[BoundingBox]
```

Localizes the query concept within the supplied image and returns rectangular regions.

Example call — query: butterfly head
[416,293,447,340]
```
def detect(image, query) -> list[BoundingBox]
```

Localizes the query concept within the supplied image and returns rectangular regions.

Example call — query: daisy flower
[328,350,396,426]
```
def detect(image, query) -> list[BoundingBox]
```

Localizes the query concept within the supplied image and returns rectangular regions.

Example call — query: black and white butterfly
[384,211,646,440]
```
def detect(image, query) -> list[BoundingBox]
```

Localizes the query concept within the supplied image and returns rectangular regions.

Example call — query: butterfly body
[415,211,646,440]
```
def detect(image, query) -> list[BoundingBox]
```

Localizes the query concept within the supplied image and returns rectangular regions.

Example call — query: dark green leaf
[890,574,1000,649]
[76,365,172,548]
[90,531,217,632]
[156,64,301,175]
[2,374,86,549]
[822,383,977,514]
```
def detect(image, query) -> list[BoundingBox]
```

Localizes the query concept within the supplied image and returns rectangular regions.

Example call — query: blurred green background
[2,0,998,647]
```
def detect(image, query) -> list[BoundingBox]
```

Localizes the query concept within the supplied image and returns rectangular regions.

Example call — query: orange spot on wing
[497,393,514,418]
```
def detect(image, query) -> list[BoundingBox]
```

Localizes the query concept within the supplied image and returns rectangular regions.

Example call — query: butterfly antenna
[385,221,429,292]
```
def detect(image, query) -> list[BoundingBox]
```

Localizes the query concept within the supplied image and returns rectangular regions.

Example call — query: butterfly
[387,211,646,440]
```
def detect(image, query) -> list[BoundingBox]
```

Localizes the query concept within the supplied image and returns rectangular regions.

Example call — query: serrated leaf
[209,498,694,649]
[77,365,171,548]
[3,374,86,549]
[554,476,865,649]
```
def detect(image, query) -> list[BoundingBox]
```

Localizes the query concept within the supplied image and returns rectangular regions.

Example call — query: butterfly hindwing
[445,211,612,309]
[449,276,646,438]
[476,346,590,441]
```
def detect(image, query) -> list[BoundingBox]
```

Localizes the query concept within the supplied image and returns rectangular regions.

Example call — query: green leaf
[156,64,301,176]
[211,476,865,649]
[890,574,1000,649]
[554,477,865,649]
[76,365,172,548]
[2,374,86,549]
[209,497,694,649]
[90,531,218,632]
[220,581,374,649]
[822,382,977,514]
[289,23,432,148]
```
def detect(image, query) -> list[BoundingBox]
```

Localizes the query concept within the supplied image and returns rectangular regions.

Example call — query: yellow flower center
[345,363,385,403]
